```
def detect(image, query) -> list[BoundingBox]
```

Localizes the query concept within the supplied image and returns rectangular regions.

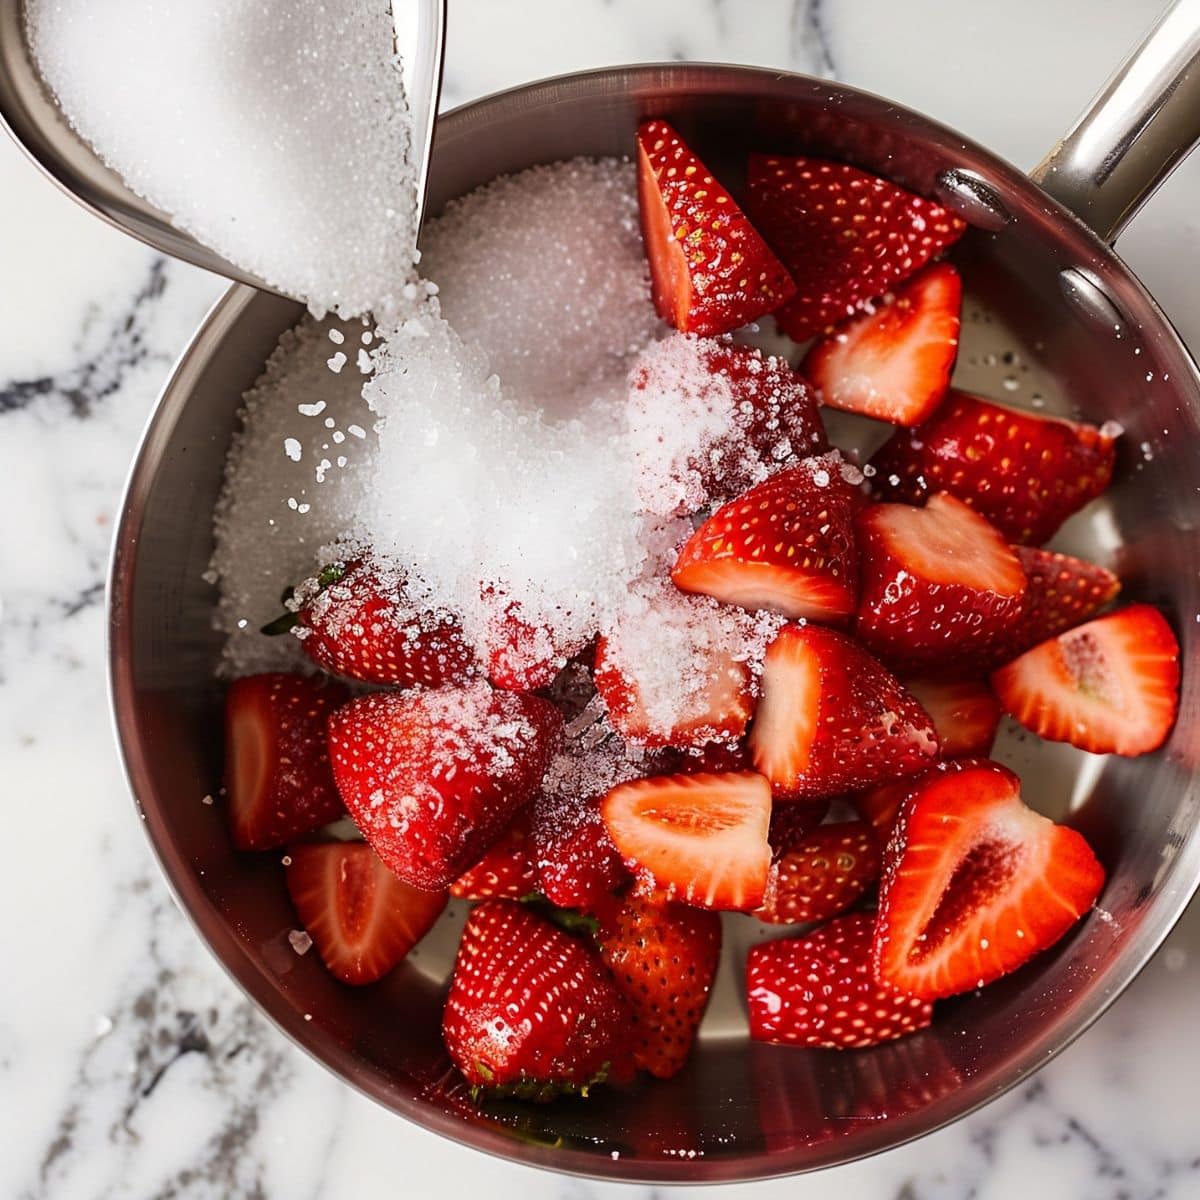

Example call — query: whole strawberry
[442,900,636,1099]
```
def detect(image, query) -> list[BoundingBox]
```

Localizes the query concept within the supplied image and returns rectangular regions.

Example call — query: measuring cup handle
[1032,0,1200,243]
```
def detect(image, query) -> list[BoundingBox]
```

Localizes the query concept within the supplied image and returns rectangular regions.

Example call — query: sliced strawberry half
[803,261,962,426]
[853,760,972,844]
[855,492,1027,671]
[443,899,636,1098]
[285,842,447,985]
[870,392,1118,545]
[531,789,629,913]
[449,808,538,901]
[601,771,772,910]
[328,684,563,891]
[748,913,933,1048]
[746,154,966,342]
[992,605,1179,756]
[672,452,864,622]
[224,672,349,852]
[754,820,880,925]
[637,121,796,336]
[595,895,722,1079]
[874,760,1106,1000]
[902,676,1002,758]
[749,624,939,801]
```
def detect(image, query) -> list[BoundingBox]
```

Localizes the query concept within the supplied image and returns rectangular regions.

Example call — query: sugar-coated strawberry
[750,624,938,801]
[874,760,1105,1000]
[478,589,581,692]
[328,684,563,891]
[672,452,864,622]
[748,913,933,1048]
[629,337,826,516]
[224,672,349,851]
[855,493,1027,671]
[637,121,795,336]
[285,842,447,985]
[531,789,628,913]
[602,771,773,910]
[803,261,962,426]
[902,676,1002,757]
[992,605,1179,756]
[450,808,538,901]
[595,894,721,1079]
[443,899,636,1099]
[870,393,1118,545]
[296,560,477,687]
[745,154,966,342]
[755,821,880,925]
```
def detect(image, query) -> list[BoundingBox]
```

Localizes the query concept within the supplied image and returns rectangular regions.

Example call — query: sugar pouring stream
[0,0,447,299]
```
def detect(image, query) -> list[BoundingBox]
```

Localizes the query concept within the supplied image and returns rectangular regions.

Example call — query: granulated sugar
[27,0,415,318]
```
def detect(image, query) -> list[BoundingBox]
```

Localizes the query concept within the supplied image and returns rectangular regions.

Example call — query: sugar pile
[27,0,415,318]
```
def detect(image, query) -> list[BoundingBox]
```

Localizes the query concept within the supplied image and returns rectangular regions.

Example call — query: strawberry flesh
[755,820,880,925]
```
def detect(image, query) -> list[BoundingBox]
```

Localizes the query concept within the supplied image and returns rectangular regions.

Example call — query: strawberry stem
[259,561,349,636]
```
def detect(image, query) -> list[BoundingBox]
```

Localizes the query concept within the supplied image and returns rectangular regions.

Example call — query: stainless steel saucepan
[16,0,1200,1184]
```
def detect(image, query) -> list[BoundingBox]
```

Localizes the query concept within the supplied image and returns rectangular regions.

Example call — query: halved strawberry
[531,788,628,913]
[601,771,772,910]
[748,913,933,1048]
[853,760,971,844]
[285,842,447,985]
[296,560,477,687]
[874,760,1106,1000]
[595,895,721,1079]
[637,121,795,336]
[745,154,966,342]
[224,673,349,851]
[671,452,864,622]
[449,808,537,901]
[327,684,563,891]
[754,821,880,925]
[443,899,636,1098]
[992,605,1179,756]
[629,336,826,516]
[803,262,962,426]
[902,677,1002,757]
[856,492,1027,671]
[870,392,1118,545]
[749,624,939,801]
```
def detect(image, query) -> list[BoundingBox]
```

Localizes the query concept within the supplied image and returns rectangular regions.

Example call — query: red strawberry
[601,771,772,910]
[478,589,580,692]
[749,624,939,801]
[869,392,1118,545]
[449,809,538,901]
[855,492,1027,671]
[224,673,349,851]
[531,789,628,912]
[767,797,832,857]
[853,760,971,843]
[629,337,825,516]
[874,759,1106,1000]
[902,676,1002,757]
[803,262,962,426]
[327,684,563,891]
[745,154,966,342]
[747,913,933,1048]
[297,560,477,687]
[442,899,635,1098]
[755,821,880,925]
[637,121,796,336]
[671,452,864,622]
[285,842,447,985]
[992,605,1179,756]
[595,895,722,1079]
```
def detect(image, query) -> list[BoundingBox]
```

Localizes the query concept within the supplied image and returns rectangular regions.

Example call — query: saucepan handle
[1031,0,1200,244]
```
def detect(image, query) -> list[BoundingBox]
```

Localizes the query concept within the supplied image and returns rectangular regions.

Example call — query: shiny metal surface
[0,0,447,290]
[109,52,1200,1180]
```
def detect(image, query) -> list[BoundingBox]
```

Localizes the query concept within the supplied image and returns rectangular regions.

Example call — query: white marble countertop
[3,1,1199,1196]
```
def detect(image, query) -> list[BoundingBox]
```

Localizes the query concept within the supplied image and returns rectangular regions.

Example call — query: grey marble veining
[2,1,1199,1197]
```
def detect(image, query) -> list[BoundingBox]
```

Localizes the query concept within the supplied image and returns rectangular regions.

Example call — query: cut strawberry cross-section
[874,760,1105,1000]
[803,261,962,427]
[601,770,773,911]
[992,604,1180,756]
[637,121,796,336]
[746,154,966,342]
[749,624,939,801]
